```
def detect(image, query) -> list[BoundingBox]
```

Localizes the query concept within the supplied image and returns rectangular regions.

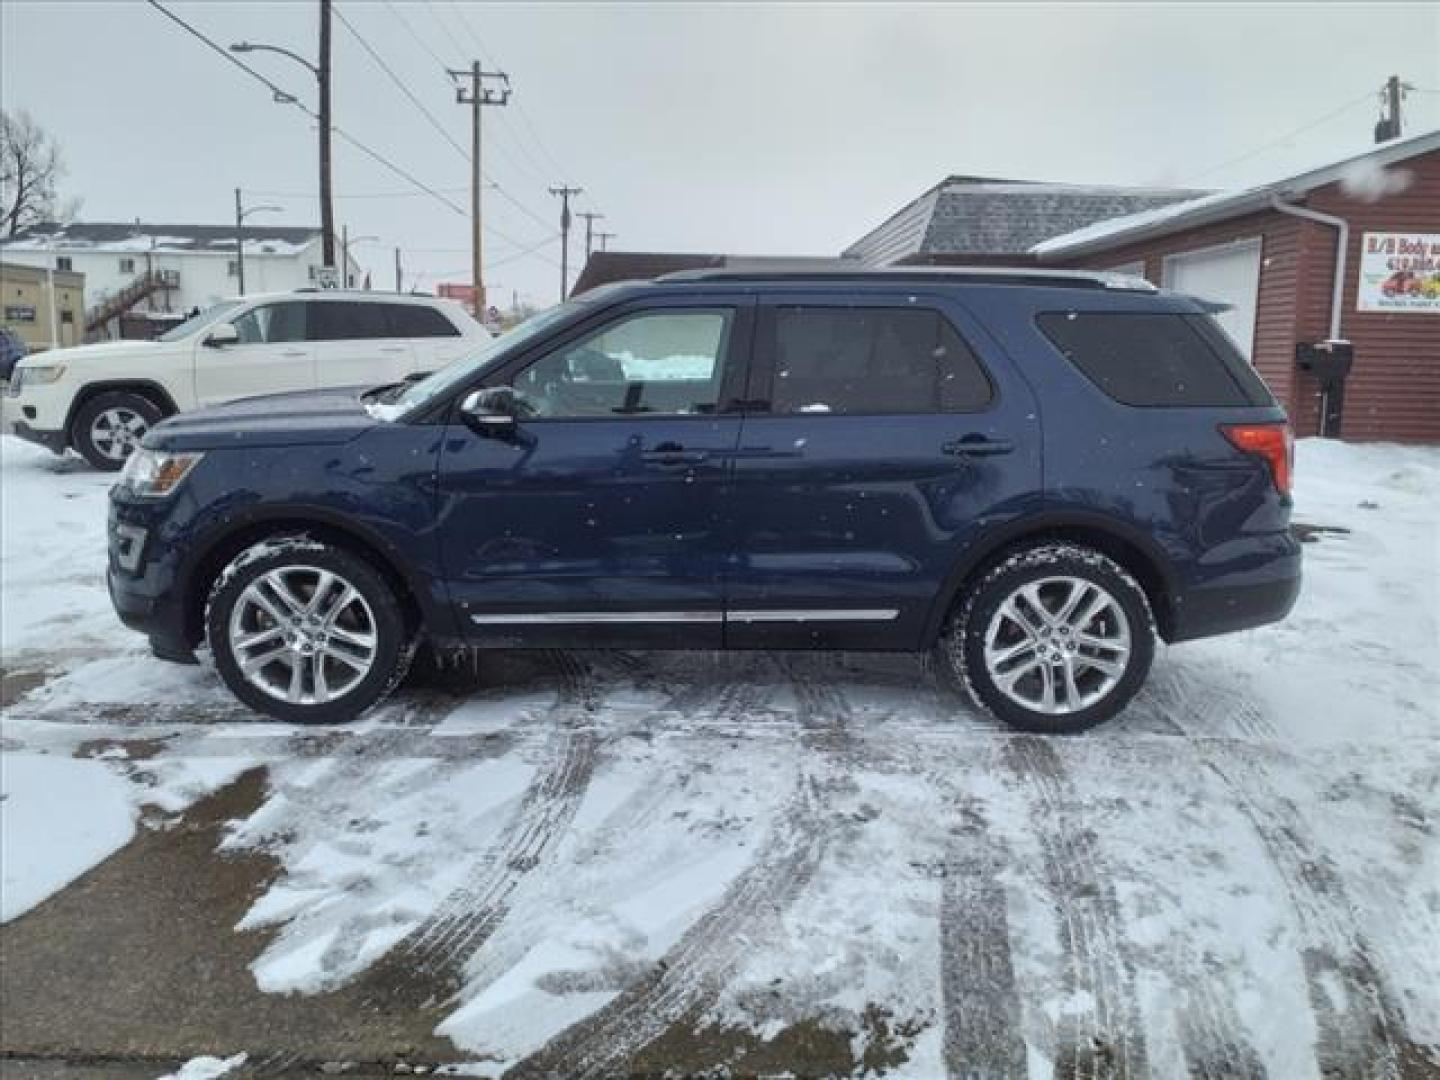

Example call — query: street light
[234,188,283,296]
[340,231,379,288]
[230,2,334,269]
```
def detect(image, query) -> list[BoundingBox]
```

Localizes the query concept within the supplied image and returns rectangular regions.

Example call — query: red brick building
[1032,131,1440,442]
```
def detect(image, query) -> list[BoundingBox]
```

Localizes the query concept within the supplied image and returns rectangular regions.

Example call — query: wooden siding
[1056,147,1440,443]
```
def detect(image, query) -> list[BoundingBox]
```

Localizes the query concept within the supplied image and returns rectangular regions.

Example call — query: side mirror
[204,322,239,347]
[459,386,520,437]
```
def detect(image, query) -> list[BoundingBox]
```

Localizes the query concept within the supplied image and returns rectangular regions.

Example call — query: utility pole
[549,185,583,299]
[319,0,335,268]
[394,247,402,293]
[578,211,604,259]
[450,62,511,315]
[594,230,617,253]
[1374,74,1412,143]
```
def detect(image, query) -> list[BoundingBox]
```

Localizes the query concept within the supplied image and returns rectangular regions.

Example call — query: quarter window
[1036,311,1272,407]
[388,304,461,338]
[231,302,307,344]
[764,306,992,414]
[514,308,733,418]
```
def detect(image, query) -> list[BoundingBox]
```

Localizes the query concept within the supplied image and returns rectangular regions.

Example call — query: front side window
[309,301,393,342]
[231,302,307,345]
[764,306,992,414]
[513,308,733,418]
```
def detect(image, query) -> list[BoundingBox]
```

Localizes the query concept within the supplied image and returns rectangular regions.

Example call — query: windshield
[155,300,244,342]
[377,301,585,420]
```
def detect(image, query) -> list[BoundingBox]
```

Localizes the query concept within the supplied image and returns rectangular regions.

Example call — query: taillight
[1220,422,1293,497]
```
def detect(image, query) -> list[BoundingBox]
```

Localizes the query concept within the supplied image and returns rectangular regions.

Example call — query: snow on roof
[1032,127,1440,258]
[0,221,321,257]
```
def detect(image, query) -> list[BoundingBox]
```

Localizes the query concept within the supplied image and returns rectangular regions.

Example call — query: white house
[0,221,361,337]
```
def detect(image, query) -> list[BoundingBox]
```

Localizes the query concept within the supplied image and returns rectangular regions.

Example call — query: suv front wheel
[943,542,1156,734]
[72,391,163,471]
[206,539,414,723]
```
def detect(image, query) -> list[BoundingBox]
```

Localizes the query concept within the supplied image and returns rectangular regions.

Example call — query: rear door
[193,299,313,406]
[725,292,1041,649]
[309,300,416,388]
[435,295,753,648]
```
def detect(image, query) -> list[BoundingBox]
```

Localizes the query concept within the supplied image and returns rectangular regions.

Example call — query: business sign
[1357,232,1440,312]
[4,305,37,322]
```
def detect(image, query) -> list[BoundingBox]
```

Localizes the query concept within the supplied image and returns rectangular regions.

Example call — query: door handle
[943,434,1015,457]
[379,346,408,354]
[281,350,307,358]
[642,442,709,466]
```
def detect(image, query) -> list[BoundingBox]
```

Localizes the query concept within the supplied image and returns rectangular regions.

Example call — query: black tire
[71,391,164,471]
[940,542,1156,734]
[205,538,414,723]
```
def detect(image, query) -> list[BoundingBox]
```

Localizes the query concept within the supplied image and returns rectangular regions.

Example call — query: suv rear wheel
[206,539,414,723]
[942,542,1156,733]
[72,391,163,471]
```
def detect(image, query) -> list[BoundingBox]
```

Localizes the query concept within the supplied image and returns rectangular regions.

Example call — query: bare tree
[1,109,77,238]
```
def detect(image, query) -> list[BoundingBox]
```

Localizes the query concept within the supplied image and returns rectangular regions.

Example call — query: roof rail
[655,265,1157,292]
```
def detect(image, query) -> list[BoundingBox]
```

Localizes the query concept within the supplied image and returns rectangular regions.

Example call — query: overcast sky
[4,1,1439,307]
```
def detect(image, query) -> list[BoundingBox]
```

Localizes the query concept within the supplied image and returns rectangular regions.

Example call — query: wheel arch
[66,380,179,437]
[923,512,1181,647]
[179,507,447,649]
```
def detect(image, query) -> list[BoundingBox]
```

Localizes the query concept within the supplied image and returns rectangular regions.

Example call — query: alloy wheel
[90,407,148,463]
[228,565,378,705]
[982,575,1131,715]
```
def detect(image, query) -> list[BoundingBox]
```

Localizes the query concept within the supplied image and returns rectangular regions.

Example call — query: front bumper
[12,420,68,454]
[107,501,198,663]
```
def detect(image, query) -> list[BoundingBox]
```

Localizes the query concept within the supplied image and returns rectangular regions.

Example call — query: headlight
[14,364,65,387]
[118,448,204,499]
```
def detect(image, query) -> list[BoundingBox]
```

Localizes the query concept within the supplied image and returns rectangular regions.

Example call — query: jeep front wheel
[72,391,163,470]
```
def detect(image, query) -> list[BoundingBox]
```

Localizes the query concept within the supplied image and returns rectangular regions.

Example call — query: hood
[19,339,180,366]
[145,386,379,452]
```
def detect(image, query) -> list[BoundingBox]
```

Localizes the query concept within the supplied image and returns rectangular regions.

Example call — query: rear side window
[388,304,461,338]
[1037,311,1272,407]
[308,301,393,342]
[765,306,992,414]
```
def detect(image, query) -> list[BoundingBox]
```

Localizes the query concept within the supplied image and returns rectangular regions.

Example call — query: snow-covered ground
[1,433,1437,1077]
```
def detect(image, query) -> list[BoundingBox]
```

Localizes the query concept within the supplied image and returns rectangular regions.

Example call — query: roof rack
[655,265,1158,293]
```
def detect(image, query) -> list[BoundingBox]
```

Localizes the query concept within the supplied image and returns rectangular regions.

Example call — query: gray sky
[4,1,1439,307]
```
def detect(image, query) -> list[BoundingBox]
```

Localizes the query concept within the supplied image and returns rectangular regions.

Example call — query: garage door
[1162,240,1262,360]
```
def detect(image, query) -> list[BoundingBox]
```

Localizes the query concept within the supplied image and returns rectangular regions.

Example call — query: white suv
[5,291,490,469]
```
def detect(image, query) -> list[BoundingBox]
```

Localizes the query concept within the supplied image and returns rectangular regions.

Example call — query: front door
[194,299,313,406]
[435,298,753,648]
[725,293,1041,650]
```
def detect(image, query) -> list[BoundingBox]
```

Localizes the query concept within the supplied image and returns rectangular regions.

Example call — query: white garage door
[1162,240,1262,360]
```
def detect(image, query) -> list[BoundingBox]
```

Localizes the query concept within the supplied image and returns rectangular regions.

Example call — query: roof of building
[0,221,323,257]
[1031,127,1440,259]
[843,177,1209,264]
[571,252,859,295]
[0,260,85,283]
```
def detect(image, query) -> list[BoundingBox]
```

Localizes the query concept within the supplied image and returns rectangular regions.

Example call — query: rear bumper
[1168,565,1302,642]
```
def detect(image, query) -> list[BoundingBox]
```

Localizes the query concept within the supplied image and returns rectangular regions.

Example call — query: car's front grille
[111,520,147,574]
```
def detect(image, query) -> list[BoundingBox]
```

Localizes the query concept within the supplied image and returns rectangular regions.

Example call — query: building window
[56,257,73,272]
[228,260,240,278]
[119,257,136,274]
[60,310,74,324]
[308,265,320,282]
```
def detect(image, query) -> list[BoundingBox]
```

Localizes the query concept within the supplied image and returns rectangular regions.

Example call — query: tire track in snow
[1003,736,1149,1080]
[1173,958,1268,1080]
[510,772,831,1079]
[1205,752,1408,1080]
[940,806,1029,1080]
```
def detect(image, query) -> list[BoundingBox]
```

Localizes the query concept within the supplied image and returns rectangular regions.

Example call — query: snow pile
[156,1053,247,1080]
[0,752,135,921]
[1338,159,1415,202]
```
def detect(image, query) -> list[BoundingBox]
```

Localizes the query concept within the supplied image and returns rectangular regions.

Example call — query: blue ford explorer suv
[107,268,1300,733]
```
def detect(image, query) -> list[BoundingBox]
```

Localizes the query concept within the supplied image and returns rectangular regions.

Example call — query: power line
[248,186,470,200]
[1183,90,1377,183]
[148,0,469,218]
[332,4,469,163]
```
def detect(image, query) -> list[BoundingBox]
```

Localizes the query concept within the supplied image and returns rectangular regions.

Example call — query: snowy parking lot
[1,433,1437,1078]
